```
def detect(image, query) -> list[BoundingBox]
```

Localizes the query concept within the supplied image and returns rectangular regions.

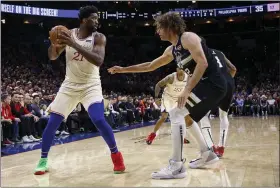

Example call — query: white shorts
[169,106,190,120]
[161,94,190,119]
[161,95,178,113]
[47,80,103,118]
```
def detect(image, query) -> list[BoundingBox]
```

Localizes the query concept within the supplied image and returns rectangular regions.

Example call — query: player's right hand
[108,66,123,74]
[49,37,65,49]
[48,31,65,49]
[51,42,65,49]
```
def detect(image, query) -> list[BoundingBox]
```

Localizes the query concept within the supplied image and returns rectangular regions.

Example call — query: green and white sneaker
[34,158,49,175]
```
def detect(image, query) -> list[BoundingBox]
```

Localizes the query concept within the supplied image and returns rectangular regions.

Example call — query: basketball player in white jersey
[34,6,125,175]
[146,68,189,179]
[146,68,190,146]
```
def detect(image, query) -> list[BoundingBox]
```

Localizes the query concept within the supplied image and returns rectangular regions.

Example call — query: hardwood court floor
[1,116,279,187]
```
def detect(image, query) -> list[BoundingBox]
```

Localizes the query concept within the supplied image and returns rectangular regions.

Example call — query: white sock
[218,108,229,147]
[171,121,186,162]
[169,109,186,162]
[200,114,214,148]
[188,121,209,152]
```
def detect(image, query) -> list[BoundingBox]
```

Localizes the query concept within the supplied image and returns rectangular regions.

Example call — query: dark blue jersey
[209,48,233,82]
[172,34,225,89]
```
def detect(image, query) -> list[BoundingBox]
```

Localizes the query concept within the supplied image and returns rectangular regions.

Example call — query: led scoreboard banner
[1,3,279,19]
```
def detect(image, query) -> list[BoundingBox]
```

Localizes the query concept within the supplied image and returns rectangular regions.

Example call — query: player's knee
[89,113,104,125]
[88,102,105,124]
[184,115,193,127]
[161,112,168,119]
[219,108,228,118]
[200,115,210,128]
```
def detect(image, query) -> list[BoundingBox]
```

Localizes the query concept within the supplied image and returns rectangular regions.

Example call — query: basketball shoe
[111,152,125,174]
[34,158,49,175]
[146,132,156,145]
[215,146,225,158]
[189,150,219,169]
[151,159,187,179]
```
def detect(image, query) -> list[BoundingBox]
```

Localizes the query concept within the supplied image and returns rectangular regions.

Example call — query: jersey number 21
[72,52,84,61]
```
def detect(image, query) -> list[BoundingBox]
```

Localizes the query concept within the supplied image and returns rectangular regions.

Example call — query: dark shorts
[185,78,227,122]
[219,77,235,112]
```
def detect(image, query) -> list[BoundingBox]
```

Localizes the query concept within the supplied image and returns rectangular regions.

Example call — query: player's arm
[221,53,237,77]
[155,74,174,98]
[108,46,174,74]
[71,33,106,67]
[48,38,66,60]
[181,32,208,93]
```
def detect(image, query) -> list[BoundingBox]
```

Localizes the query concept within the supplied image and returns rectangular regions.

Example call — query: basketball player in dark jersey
[108,12,224,179]
[200,48,236,158]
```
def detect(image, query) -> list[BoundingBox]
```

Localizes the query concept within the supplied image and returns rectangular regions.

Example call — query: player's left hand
[108,66,123,74]
[58,30,75,47]
[177,89,190,108]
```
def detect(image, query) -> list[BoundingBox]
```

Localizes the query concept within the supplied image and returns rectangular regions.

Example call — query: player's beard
[86,20,98,33]
[85,24,95,33]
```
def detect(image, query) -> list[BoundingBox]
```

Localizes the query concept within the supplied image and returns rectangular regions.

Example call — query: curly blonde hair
[154,12,186,35]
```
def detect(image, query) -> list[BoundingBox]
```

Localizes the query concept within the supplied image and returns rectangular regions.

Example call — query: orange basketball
[49,25,70,45]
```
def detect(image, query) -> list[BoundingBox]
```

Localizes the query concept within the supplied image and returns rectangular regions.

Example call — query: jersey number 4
[215,56,223,68]
[72,52,84,61]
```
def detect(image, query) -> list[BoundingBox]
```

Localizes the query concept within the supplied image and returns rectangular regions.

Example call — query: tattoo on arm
[155,74,174,98]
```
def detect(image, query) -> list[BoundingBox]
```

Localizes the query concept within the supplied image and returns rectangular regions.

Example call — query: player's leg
[217,108,229,157]
[146,112,168,145]
[34,92,79,175]
[200,111,214,149]
[216,80,234,158]
[151,108,186,179]
[82,94,125,174]
[153,112,168,133]
[184,82,226,168]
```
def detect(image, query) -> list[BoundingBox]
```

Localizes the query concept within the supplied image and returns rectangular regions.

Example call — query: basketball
[49,25,70,45]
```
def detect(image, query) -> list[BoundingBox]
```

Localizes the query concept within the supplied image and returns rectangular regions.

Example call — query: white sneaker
[22,135,33,143]
[60,130,70,135]
[29,135,40,142]
[151,159,187,179]
[189,150,219,169]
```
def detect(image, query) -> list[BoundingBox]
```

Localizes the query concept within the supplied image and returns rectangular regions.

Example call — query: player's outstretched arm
[181,32,208,93]
[223,54,237,78]
[107,46,174,74]
[155,74,174,98]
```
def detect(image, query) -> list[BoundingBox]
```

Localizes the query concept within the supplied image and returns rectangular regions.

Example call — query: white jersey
[65,28,101,84]
[163,72,188,99]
